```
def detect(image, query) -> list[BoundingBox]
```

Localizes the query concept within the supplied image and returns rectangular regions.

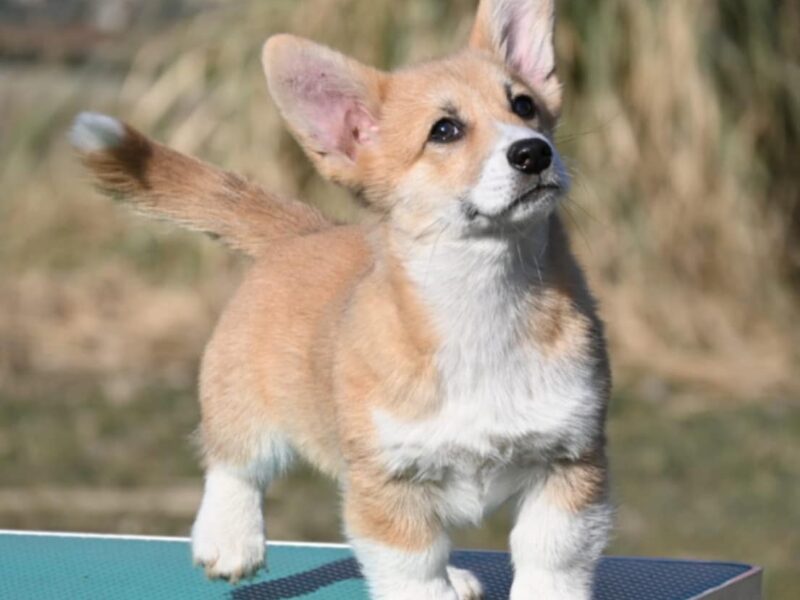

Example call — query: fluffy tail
[69,112,330,257]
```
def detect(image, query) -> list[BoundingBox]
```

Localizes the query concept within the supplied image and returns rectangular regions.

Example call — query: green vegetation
[0,1,797,598]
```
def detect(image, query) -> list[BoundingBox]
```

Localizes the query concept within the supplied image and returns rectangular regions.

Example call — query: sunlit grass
[0,1,798,598]
[1,0,797,395]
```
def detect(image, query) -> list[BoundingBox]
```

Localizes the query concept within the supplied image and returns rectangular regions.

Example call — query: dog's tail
[69,112,331,257]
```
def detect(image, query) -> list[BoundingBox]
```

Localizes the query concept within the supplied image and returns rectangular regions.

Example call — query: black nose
[507,138,553,175]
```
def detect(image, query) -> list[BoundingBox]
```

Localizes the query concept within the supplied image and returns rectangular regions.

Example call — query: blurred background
[0,0,798,596]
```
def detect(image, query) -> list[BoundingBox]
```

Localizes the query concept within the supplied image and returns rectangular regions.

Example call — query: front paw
[191,513,265,582]
[510,570,590,600]
[447,566,484,599]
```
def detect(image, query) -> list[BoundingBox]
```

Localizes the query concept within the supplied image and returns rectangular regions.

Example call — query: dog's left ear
[262,34,385,189]
[469,0,561,115]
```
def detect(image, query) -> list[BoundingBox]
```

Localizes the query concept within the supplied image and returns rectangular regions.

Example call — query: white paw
[510,570,590,600]
[192,513,265,582]
[191,466,267,582]
[373,581,459,600]
[447,566,484,599]
[69,112,125,152]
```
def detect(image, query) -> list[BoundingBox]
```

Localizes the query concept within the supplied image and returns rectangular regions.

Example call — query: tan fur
[526,218,605,360]
[545,450,609,514]
[359,52,560,216]
[194,223,448,550]
[345,462,441,552]
[78,122,329,257]
[77,0,610,568]
[198,226,371,476]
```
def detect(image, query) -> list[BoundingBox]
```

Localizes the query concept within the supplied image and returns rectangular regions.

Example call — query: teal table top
[0,530,761,599]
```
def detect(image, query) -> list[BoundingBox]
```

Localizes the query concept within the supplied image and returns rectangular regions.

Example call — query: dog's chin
[465,185,563,234]
[502,185,562,222]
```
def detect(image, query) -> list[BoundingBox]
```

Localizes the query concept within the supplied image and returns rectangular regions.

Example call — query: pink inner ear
[503,1,556,87]
[294,68,378,161]
[511,49,553,88]
[340,104,378,160]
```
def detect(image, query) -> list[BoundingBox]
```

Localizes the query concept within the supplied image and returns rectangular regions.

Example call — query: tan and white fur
[70,1,612,598]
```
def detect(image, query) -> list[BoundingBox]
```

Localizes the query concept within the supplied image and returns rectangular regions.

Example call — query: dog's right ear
[469,0,561,116]
[262,34,385,188]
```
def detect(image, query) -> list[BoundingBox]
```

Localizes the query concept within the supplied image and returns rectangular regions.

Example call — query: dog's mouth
[464,183,562,221]
[501,183,562,216]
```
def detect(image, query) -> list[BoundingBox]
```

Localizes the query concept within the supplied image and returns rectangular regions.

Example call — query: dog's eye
[429,118,465,144]
[511,95,537,120]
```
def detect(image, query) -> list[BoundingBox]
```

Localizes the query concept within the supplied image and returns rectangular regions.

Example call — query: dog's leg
[191,463,266,582]
[191,435,293,582]
[344,479,483,600]
[509,458,612,600]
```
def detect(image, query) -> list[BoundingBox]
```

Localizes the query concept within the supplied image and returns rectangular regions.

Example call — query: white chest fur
[373,229,604,524]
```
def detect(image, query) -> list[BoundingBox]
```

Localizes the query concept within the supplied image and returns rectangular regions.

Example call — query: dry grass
[1,0,798,399]
[556,1,799,397]
[1,2,799,597]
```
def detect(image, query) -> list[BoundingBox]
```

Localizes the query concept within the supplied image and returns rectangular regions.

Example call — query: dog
[70,1,612,598]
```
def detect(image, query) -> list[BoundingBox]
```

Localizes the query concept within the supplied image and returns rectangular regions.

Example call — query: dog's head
[263,0,567,239]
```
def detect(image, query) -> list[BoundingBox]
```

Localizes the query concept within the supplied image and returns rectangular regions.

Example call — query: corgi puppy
[70,1,612,598]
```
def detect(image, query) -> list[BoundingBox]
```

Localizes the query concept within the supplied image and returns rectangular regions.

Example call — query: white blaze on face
[467,123,565,218]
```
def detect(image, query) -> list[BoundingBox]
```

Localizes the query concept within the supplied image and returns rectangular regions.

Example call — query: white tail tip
[69,112,126,153]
